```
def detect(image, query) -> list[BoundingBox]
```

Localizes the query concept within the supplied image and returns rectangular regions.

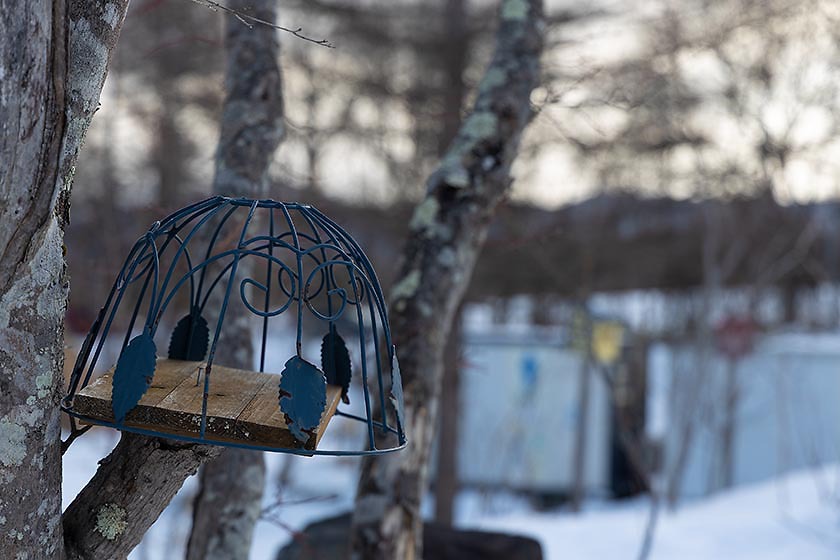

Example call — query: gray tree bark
[437,0,469,158]
[432,2,469,524]
[186,447,265,560]
[350,2,545,559]
[570,343,592,512]
[186,1,285,558]
[0,2,288,559]
[63,434,221,559]
[719,357,738,490]
[433,307,463,526]
[0,1,128,557]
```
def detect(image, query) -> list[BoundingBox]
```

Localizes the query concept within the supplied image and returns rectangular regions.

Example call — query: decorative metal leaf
[389,351,405,429]
[112,332,157,424]
[278,356,327,444]
[320,324,351,404]
[167,313,209,361]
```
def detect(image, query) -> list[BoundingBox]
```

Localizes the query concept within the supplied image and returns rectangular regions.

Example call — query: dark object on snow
[275,513,543,560]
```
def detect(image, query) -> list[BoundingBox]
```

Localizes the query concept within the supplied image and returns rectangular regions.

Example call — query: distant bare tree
[534,0,837,506]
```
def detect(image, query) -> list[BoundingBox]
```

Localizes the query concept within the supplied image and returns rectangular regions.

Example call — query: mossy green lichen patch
[0,420,27,467]
[95,503,128,540]
[410,198,440,231]
[35,371,52,399]
[463,112,498,139]
[478,67,507,94]
[391,270,422,301]
[501,0,529,21]
[443,164,470,188]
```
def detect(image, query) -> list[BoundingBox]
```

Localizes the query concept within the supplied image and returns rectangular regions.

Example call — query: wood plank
[73,360,200,423]
[150,366,271,436]
[236,378,342,449]
[72,359,342,451]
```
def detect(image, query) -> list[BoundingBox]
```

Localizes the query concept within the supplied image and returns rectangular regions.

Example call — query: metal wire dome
[63,196,406,456]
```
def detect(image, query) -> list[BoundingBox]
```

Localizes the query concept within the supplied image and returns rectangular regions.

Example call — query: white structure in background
[651,331,840,498]
[457,327,612,495]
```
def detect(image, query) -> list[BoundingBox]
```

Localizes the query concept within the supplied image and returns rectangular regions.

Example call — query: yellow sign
[592,321,624,365]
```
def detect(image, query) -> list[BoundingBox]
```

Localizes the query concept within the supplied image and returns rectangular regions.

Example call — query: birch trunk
[350,2,545,558]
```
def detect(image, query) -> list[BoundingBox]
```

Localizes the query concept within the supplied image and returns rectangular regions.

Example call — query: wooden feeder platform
[72,359,342,450]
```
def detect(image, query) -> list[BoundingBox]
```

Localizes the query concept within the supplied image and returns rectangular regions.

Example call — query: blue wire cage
[63,196,406,456]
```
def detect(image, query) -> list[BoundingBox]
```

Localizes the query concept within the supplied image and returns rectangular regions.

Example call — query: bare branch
[188,0,335,47]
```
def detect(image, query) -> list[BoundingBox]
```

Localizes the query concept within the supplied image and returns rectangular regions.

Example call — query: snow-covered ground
[63,428,840,559]
[464,466,840,559]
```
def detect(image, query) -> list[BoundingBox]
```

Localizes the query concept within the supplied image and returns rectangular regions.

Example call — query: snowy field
[63,428,840,560]
[464,466,840,559]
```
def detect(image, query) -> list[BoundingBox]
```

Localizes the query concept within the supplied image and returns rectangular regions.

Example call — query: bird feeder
[62,197,406,456]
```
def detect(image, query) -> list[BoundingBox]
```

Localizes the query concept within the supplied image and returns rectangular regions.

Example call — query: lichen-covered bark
[186,1,285,558]
[211,0,285,199]
[432,0,469,526]
[185,447,265,560]
[62,434,221,559]
[350,1,545,558]
[0,1,128,558]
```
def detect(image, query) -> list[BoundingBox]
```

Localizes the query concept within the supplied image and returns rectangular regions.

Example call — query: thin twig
[188,0,335,48]
[637,491,661,560]
[259,492,340,516]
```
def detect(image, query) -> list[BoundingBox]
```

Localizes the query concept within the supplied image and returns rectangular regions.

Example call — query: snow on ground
[464,466,840,560]
[247,451,361,559]
[63,429,840,560]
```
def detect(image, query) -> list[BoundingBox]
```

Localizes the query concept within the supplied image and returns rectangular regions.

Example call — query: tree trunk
[570,340,592,512]
[186,448,266,560]
[186,1,285,558]
[433,308,463,526]
[208,0,285,199]
[431,0,469,527]
[719,357,738,490]
[0,1,128,557]
[666,206,723,505]
[155,103,188,211]
[437,0,469,157]
[350,2,545,558]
